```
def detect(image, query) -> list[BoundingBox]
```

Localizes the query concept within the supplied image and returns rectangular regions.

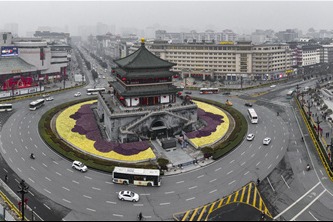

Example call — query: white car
[270,85,276,88]
[72,161,88,172]
[42,94,50,98]
[46,97,54,101]
[118,190,140,202]
[247,134,255,141]
[74,92,81,97]
[263,137,272,145]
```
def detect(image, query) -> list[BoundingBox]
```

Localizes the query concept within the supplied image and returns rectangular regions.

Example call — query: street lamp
[306,99,313,120]
[17,180,29,221]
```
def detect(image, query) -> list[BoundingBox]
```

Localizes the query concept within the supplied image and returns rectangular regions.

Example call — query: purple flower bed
[71,104,150,155]
[187,108,224,139]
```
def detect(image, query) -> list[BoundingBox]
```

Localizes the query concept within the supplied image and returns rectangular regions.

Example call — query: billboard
[1,46,19,57]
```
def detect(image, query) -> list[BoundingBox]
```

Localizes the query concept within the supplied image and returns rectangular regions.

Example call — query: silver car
[247,134,255,141]
[72,161,88,172]
[263,137,272,145]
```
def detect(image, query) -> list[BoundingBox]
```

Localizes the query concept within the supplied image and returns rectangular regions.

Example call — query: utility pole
[315,116,323,138]
[327,138,333,169]
[307,99,313,120]
[240,76,243,89]
[17,180,29,221]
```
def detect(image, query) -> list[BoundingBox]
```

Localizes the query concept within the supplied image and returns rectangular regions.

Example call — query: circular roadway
[0,87,290,221]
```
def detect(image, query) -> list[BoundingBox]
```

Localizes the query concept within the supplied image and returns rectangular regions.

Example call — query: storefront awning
[0,57,37,75]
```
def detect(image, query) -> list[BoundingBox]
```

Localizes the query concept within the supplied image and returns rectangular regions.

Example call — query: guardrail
[296,96,333,181]
[0,191,26,221]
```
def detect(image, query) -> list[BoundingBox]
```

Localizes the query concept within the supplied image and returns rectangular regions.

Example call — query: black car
[245,103,253,107]
[185,91,192,95]
[223,92,231,95]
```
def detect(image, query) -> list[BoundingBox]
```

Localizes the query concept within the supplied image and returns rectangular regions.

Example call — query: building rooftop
[114,40,176,69]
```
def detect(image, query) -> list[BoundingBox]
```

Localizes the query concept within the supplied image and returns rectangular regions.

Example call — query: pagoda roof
[114,41,176,69]
[0,57,37,75]
[112,81,181,97]
[116,68,175,78]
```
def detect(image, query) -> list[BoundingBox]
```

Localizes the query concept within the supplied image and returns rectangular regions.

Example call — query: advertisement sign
[1,46,19,57]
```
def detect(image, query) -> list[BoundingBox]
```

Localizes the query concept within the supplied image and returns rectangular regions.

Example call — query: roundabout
[0,89,290,221]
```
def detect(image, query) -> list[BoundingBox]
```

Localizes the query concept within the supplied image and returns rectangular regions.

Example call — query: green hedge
[192,97,248,160]
[39,98,158,173]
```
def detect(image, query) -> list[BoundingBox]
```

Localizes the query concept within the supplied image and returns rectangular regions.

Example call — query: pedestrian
[138,212,143,221]
[4,174,8,183]
[257,178,260,185]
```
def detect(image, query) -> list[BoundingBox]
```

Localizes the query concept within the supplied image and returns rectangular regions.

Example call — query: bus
[247,108,258,124]
[112,167,161,187]
[0,104,13,112]
[86,88,106,95]
[286,90,295,99]
[29,99,45,111]
[200,88,219,94]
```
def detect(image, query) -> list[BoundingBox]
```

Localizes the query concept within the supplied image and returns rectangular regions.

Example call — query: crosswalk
[173,182,272,221]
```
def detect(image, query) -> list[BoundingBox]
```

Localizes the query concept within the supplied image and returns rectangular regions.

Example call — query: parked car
[270,85,276,88]
[245,103,253,107]
[247,134,255,141]
[42,94,50,98]
[74,92,81,97]
[263,137,272,145]
[45,97,54,101]
[118,190,140,202]
[72,161,88,172]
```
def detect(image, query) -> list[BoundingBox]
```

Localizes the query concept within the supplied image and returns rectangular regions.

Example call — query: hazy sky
[1,1,333,36]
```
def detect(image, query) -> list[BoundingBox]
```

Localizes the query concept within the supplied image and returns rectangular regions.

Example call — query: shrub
[157,158,170,170]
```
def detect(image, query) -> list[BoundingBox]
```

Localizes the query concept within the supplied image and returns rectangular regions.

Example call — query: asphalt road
[2,49,331,221]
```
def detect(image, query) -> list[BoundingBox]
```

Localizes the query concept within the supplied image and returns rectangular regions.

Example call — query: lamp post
[327,138,333,169]
[306,99,313,120]
[315,116,323,138]
[17,180,29,221]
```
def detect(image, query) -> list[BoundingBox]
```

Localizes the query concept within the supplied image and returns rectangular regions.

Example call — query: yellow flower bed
[190,101,230,148]
[56,100,156,162]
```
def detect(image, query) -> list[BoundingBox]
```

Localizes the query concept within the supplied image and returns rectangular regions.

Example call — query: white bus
[247,108,258,124]
[200,88,219,94]
[29,99,45,111]
[0,104,13,112]
[86,88,106,95]
[112,167,161,187]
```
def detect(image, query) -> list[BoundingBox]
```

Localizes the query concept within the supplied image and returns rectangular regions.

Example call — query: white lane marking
[244,171,250,176]
[300,159,302,164]
[85,176,92,180]
[72,180,79,184]
[105,181,113,185]
[83,195,92,199]
[165,191,175,194]
[230,160,235,164]
[241,151,245,156]
[209,189,217,194]
[227,170,233,175]
[14,148,18,153]
[30,137,32,141]
[291,190,326,221]
[320,170,324,176]
[44,189,51,194]
[42,152,46,156]
[21,157,25,162]
[92,187,101,191]
[186,197,195,201]
[251,153,255,158]
[258,146,262,150]
[42,163,48,168]
[9,158,12,163]
[28,191,35,197]
[140,193,150,196]
[267,177,275,192]
[34,144,38,149]
[308,211,319,221]
[176,181,184,184]
[67,169,74,173]
[86,208,96,212]
[24,146,28,150]
[281,147,284,151]
[44,204,51,210]
[106,201,117,204]
[28,178,35,183]
[229,180,236,185]
[197,175,204,179]
[45,177,51,181]
[256,162,261,166]
[189,186,197,190]
[62,199,71,204]
[62,187,70,191]
[53,161,59,165]
[56,172,62,176]
[17,168,22,173]
[241,162,246,166]
[268,164,272,170]
[133,204,143,207]
[215,167,222,172]
[209,179,217,183]
[113,214,123,217]
[276,155,280,160]
[160,203,170,206]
